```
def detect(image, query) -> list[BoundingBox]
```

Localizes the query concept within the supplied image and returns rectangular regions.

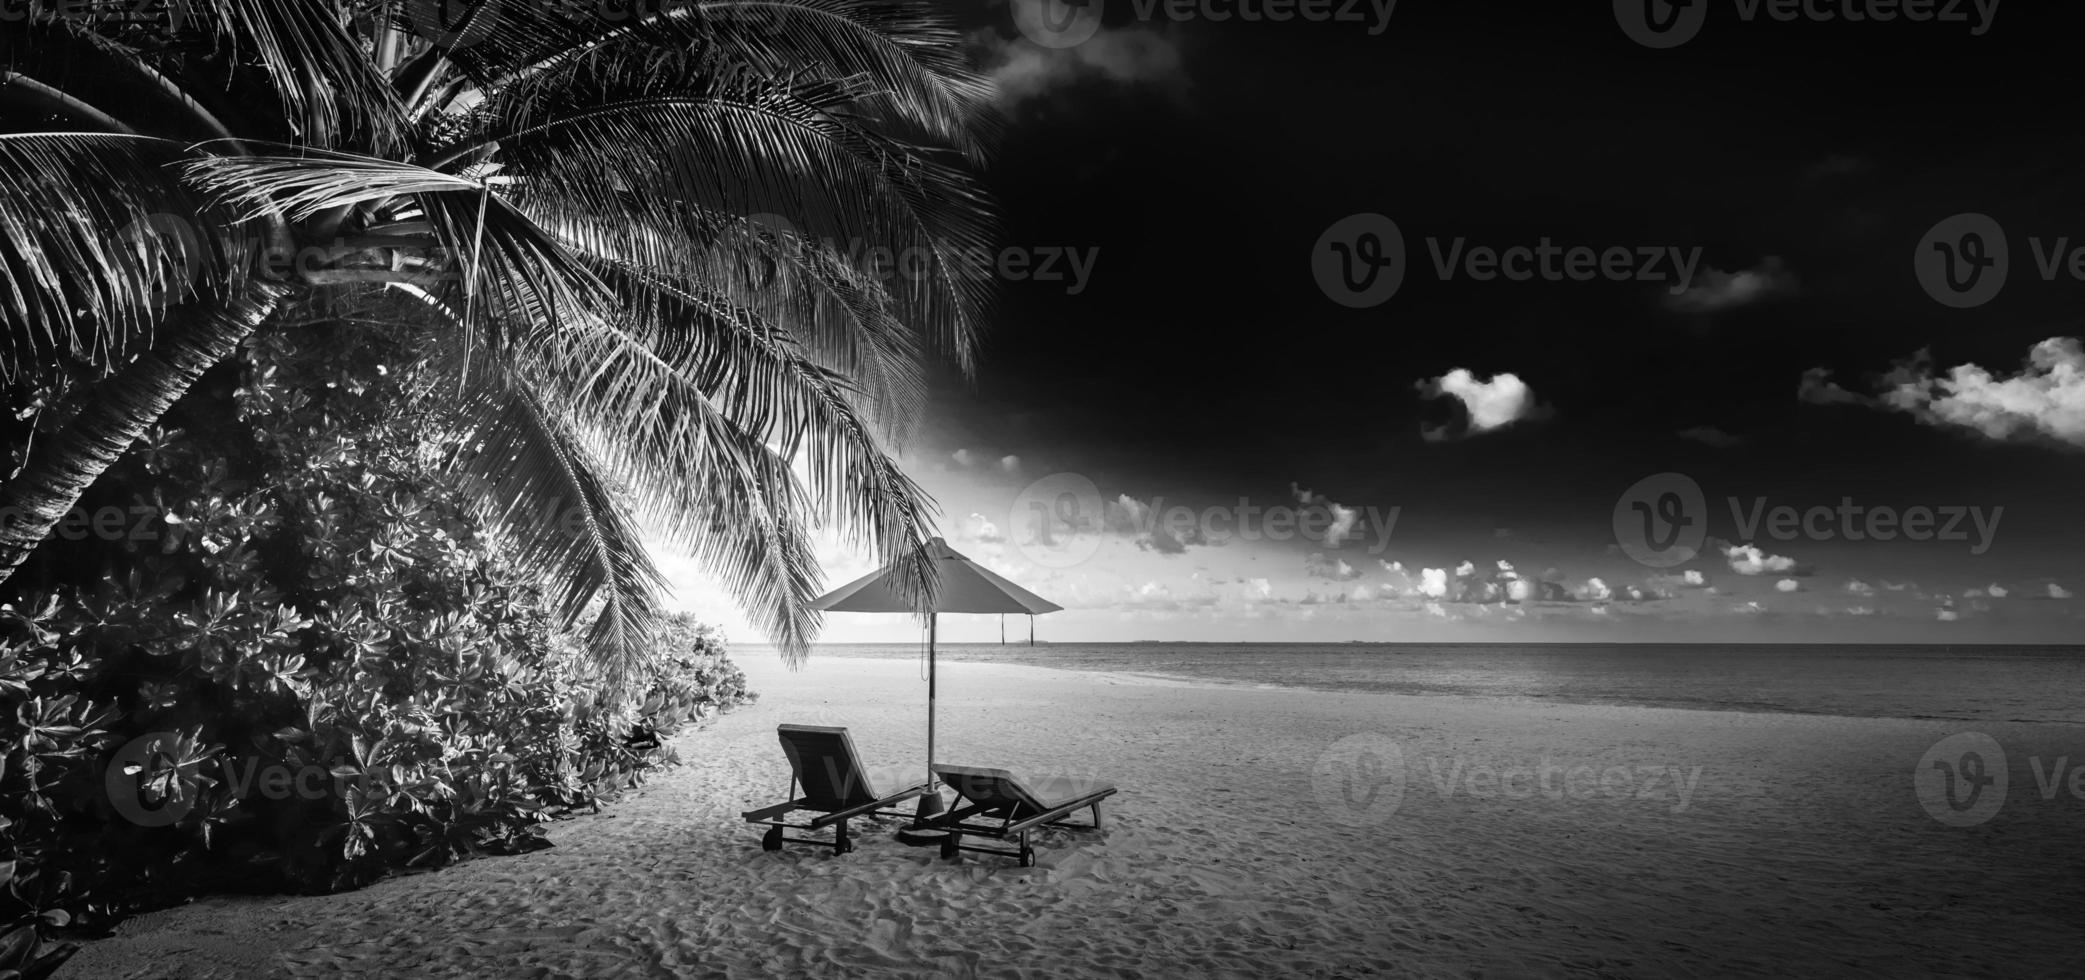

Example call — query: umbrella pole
[912,612,945,826]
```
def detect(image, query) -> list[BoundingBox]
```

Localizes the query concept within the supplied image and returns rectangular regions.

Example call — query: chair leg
[940,831,962,861]
[1017,830,1035,868]
[1090,802,1104,829]
[833,818,853,855]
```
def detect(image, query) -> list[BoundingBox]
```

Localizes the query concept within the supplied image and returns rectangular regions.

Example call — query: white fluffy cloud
[1844,579,1875,596]
[1812,338,2085,448]
[1418,369,1543,440]
[1723,543,1798,576]
[1986,583,2010,599]
[1576,577,1613,601]
[2050,583,2074,600]
[1417,567,1451,599]
[1775,578,1802,593]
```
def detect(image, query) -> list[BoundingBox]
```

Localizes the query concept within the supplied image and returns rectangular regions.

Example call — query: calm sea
[764,643,2085,725]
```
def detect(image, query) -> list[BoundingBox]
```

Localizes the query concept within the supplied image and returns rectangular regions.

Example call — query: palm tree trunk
[0,285,290,586]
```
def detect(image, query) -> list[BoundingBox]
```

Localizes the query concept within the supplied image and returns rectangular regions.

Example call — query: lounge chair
[927,763,1118,866]
[741,725,931,855]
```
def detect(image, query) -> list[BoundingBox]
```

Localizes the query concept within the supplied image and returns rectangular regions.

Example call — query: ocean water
[766,642,2085,725]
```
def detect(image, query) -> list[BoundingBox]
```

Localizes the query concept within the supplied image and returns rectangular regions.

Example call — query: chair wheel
[1018,848,1036,868]
[761,826,784,852]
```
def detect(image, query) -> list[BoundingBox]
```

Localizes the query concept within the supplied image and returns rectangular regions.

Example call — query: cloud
[1001,455,1022,473]
[1648,569,1710,593]
[972,26,1187,111]
[1986,583,2010,599]
[964,513,1005,544]
[1798,368,1863,406]
[1844,579,1875,597]
[2050,583,2074,600]
[951,448,978,467]
[1576,577,1613,602]
[1291,482,1362,547]
[1417,369,1544,440]
[1723,543,1799,576]
[1305,553,1363,581]
[1663,257,1798,314]
[1775,578,1803,593]
[1417,567,1451,599]
[1844,605,1876,616]
[1676,425,1744,448]
[1937,608,1960,622]
[1807,339,2085,449]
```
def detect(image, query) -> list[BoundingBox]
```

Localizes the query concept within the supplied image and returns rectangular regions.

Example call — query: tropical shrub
[0,309,753,946]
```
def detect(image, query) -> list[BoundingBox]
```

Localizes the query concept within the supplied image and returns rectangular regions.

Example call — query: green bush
[0,310,754,947]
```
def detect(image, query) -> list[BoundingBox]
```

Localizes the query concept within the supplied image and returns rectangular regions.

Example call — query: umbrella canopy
[813,537,1062,616]
[810,537,1060,813]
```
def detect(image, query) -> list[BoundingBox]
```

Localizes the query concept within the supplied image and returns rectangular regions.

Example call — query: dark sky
[707,0,2085,642]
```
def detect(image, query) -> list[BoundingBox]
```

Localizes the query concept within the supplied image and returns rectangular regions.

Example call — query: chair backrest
[932,764,1047,818]
[777,725,880,810]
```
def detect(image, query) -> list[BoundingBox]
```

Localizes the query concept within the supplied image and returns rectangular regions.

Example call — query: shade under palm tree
[812,537,1060,792]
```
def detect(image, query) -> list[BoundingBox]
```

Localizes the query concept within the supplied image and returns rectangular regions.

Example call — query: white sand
[65,655,2085,978]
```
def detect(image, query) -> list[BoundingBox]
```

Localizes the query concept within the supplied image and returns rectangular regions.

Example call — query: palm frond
[443,66,997,371]
[429,340,666,698]
[183,149,610,350]
[164,0,409,151]
[593,258,940,581]
[0,132,254,381]
[415,0,996,160]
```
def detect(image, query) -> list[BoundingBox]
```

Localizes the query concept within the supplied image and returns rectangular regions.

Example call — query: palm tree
[0,1,995,681]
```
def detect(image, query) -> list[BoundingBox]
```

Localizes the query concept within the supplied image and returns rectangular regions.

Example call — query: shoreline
[803,652,2085,728]
[63,655,2085,978]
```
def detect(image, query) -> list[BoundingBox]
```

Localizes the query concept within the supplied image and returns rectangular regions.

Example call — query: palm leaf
[0,132,255,381]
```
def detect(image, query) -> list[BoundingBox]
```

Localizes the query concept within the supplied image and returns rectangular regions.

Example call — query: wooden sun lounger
[927,763,1118,867]
[741,724,930,855]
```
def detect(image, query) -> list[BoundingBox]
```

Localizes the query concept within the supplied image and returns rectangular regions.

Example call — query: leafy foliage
[0,311,754,944]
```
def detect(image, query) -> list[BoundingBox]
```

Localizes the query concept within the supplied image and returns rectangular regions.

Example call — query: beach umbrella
[811,537,1061,816]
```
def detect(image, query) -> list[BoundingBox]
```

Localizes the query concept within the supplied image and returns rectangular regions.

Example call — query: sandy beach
[65,655,2085,979]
